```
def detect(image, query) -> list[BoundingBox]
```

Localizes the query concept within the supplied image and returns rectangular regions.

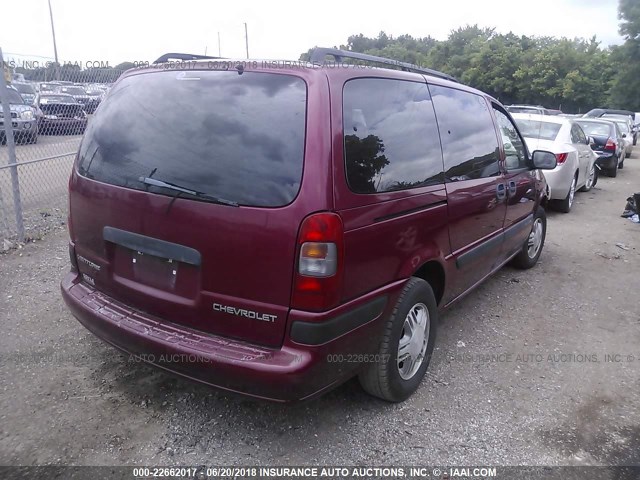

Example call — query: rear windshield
[576,122,611,137]
[508,107,542,114]
[77,70,307,207]
[514,119,562,141]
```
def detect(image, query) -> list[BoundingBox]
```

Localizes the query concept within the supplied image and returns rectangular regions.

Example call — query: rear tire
[619,159,624,169]
[358,278,437,402]
[554,175,576,213]
[579,163,595,192]
[511,206,547,270]
[609,163,618,177]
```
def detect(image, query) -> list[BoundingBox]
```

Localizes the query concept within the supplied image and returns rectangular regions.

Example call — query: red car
[61,49,555,402]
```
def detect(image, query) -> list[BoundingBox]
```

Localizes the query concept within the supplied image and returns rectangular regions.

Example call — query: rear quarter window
[342,78,444,194]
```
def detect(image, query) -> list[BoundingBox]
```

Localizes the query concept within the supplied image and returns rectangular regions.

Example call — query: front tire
[511,206,547,269]
[359,278,437,402]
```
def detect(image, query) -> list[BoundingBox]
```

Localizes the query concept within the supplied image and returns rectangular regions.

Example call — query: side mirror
[531,150,557,170]
[586,136,591,145]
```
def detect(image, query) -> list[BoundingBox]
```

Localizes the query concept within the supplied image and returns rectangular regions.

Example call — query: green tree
[300,23,626,113]
[619,0,640,40]
[607,0,640,110]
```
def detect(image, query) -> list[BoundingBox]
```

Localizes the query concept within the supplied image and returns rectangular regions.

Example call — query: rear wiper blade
[138,176,238,207]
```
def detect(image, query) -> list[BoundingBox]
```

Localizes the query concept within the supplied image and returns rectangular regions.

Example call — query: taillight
[604,138,616,151]
[555,153,569,164]
[69,243,78,272]
[292,212,344,312]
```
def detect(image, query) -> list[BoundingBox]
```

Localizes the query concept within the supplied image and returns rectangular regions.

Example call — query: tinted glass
[430,85,500,181]
[6,88,24,104]
[572,124,587,144]
[576,121,611,137]
[514,119,562,141]
[615,124,623,138]
[615,121,630,133]
[494,109,528,170]
[343,78,444,193]
[14,83,35,94]
[77,71,307,207]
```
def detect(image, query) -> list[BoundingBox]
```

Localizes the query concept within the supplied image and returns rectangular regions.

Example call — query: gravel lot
[1,153,639,468]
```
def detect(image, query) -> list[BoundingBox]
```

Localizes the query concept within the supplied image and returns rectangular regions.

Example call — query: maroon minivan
[61,49,556,402]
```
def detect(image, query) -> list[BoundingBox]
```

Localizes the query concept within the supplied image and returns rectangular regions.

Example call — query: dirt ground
[1,153,639,468]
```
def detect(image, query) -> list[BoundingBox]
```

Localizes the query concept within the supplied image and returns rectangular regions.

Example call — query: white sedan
[512,113,597,213]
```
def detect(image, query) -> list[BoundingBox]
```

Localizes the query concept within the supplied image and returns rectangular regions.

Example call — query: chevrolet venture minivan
[61,49,556,402]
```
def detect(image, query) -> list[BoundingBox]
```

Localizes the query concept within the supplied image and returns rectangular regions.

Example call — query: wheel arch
[412,260,445,307]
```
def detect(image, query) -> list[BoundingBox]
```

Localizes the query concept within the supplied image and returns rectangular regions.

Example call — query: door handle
[496,183,506,200]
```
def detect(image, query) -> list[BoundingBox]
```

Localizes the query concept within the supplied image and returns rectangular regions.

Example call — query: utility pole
[244,23,249,59]
[47,0,59,65]
[218,31,221,57]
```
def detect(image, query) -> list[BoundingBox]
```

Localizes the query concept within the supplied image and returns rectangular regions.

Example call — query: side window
[493,108,528,170]
[343,78,444,194]
[574,125,587,144]
[430,85,501,181]
[570,124,583,144]
[616,124,624,139]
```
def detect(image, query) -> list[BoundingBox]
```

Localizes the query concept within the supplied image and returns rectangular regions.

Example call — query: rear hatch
[69,68,309,347]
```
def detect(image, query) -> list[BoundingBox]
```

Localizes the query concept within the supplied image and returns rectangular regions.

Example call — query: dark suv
[61,49,555,402]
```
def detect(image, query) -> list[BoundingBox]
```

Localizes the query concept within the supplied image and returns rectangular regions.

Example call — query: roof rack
[309,47,458,83]
[153,53,225,64]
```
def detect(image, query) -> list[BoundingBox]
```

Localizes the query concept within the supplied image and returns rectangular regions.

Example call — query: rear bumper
[61,272,399,402]
[543,166,574,200]
[593,152,618,170]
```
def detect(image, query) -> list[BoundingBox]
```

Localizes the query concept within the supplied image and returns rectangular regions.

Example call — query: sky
[1,0,625,66]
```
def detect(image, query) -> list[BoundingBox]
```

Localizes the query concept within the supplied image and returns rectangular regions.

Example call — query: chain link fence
[0,49,127,249]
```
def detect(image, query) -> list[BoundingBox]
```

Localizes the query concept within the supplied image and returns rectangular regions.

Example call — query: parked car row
[0,80,107,143]
[0,86,38,144]
[512,114,597,213]
[509,110,634,213]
